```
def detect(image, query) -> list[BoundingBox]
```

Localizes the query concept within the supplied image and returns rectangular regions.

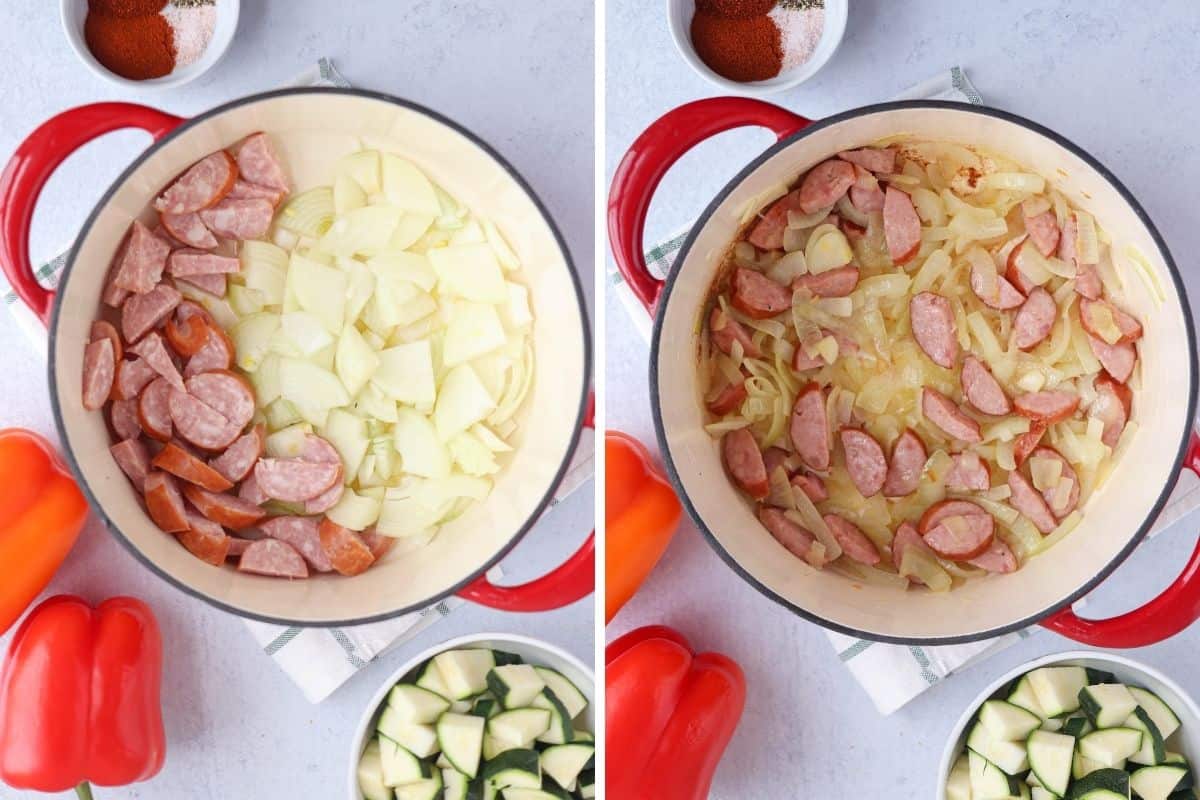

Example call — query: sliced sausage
[1005,238,1039,296]
[143,471,189,533]
[1013,391,1079,424]
[237,539,309,579]
[793,266,860,298]
[183,323,234,378]
[82,338,115,411]
[922,510,995,561]
[137,377,174,441]
[165,305,213,356]
[1059,215,1102,300]
[1091,375,1132,448]
[210,424,265,483]
[160,211,219,250]
[1013,286,1057,351]
[961,356,1011,416]
[175,272,227,297]
[102,233,132,307]
[90,320,124,363]
[758,507,821,565]
[183,484,266,530]
[110,398,142,440]
[922,388,982,443]
[305,477,344,514]
[110,438,150,489]
[747,189,804,251]
[946,451,991,491]
[822,513,881,566]
[168,389,242,451]
[121,283,182,343]
[891,521,932,577]
[849,183,885,214]
[299,434,340,465]
[151,441,234,492]
[113,357,158,401]
[259,516,332,572]
[918,499,989,533]
[168,250,240,278]
[319,518,376,576]
[1007,470,1058,534]
[762,446,789,477]
[360,528,395,561]
[238,472,269,506]
[225,537,254,558]
[837,147,896,174]
[1013,423,1046,467]
[790,383,830,471]
[112,221,171,295]
[155,151,238,215]
[199,198,275,241]
[185,371,255,431]
[234,133,289,192]
[909,292,958,368]
[1087,335,1136,384]
[882,428,927,498]
[839,427,888,497]
[228,180,287,206]
[969,261,1025,310]
[129,332,184,390]
[707,381,747,415]
[709,306,761,359]
[883,186,922,265]
[967,538,1017,573]
[1022,204,1060,257]
[791,473,828,503]
[1079,298,1142,344]
[721,427,769,500]
[254,459,342,503]
[798,159,857,214]
[731,268,792,319]
[178,513,232,567]
[1030,446,1080,519]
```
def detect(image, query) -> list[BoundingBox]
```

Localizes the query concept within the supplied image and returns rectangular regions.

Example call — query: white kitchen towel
[4,59,596,704]
[610,67,1200,715]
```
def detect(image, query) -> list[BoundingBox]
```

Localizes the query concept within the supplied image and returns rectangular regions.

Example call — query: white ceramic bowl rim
[46,87,592,627]
[936,650,1200,798]
[648,99,1198,644]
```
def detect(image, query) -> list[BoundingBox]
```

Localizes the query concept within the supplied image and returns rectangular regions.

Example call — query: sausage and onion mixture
[704,141,1143,590]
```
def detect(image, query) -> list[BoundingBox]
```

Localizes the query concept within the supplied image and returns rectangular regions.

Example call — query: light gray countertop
[606,1,1200,798]
[0,2,593,798]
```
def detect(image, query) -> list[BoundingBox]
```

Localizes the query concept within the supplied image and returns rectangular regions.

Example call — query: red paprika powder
[691,7,784,83]
[84,0,175,81]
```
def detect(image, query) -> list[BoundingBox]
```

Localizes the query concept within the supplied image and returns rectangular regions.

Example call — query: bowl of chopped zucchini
[939,651,1200,800]
[350,633,595,800]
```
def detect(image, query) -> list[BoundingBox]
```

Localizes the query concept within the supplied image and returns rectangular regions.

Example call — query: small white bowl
[667,0,847,97]
[346,633,596,800]
[60,0,239,91]
[937,651,1200,800]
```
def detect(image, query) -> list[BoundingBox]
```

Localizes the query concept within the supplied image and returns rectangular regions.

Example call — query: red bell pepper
[0,595,166,798]
[606,625,746,800]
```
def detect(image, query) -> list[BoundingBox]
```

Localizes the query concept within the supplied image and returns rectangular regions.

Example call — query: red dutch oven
[0,89,593,625]
[610,97,1200,645]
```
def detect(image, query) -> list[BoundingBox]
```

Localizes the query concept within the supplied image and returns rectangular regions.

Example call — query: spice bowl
[667,0,847,96]
[60,0,239,91]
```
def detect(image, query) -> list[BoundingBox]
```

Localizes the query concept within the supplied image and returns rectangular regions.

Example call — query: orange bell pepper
[0,429,89,636]
[606,625,746,800]
[605,431,682,622]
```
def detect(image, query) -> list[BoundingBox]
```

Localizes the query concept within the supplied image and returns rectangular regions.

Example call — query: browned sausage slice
[112,221,171,295]
[165,306,213,356]
[235,133,290,192]
[791,473,828,503]
[90,320,124,363]
[823,513,881,566]
[918,499,989,533]
[790,383,830,471]
[237,538,309,579]
[259,516,332,572]
[1030,446,1080,519]
[1022,203,1060,257]
[360,528,394,561]
[82,338,115,411]
[837,147,896,174]
[798,159,857,214]
[168,250,240,278]
[922,388,982,443]
[1005,238,1040,296]
[721,427,769,500]
[168,389,242,451]
[1079,298,1142,344]
[909,292,958,368]
[144,471,189,533]
[731,268,792,319]
[160,211,219,250]
[110,398,142,440]
[1090,375,1131,448]
[839,427,887,497]
[793,266,860,298]
[155,151,238,215]
[969,261,1025,310]
[709,306,761,359]
[151,441,234,492]
[1013,286,1057,351]
[177,513,231,566]
[1087,335,1136,384]
[110,438,150,489]
[209,424,265,483]
[967,539,1017,573]
[129,332,184,390]
[199,198,274,241]
[1007,470,1058,534]
[254,459,342,504]
[182,484,266,529]
[882,428,927,498]
[961,356,1010,415]
[706,380,747,415]
[757,507,822,565]
[1013,391,1079,424]
[922,509,994,560]
[883,186,921,265]
[121,283,182,343]
[1013,424,1046,467]
[319,518,376,576]
[946,451,990,491]
[747,189,804,251]
[137,377,174,441]
[186,371,255,431]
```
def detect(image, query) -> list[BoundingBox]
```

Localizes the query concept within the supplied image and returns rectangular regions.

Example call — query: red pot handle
[457,392,595,611]
[1040,431,1200,647]
[607,97,810,314]
[0,103,183,325]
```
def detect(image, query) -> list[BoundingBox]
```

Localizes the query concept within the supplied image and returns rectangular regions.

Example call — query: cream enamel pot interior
[0,89,592,626]
[938,652,1200,799]
[609,98,1200,645]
